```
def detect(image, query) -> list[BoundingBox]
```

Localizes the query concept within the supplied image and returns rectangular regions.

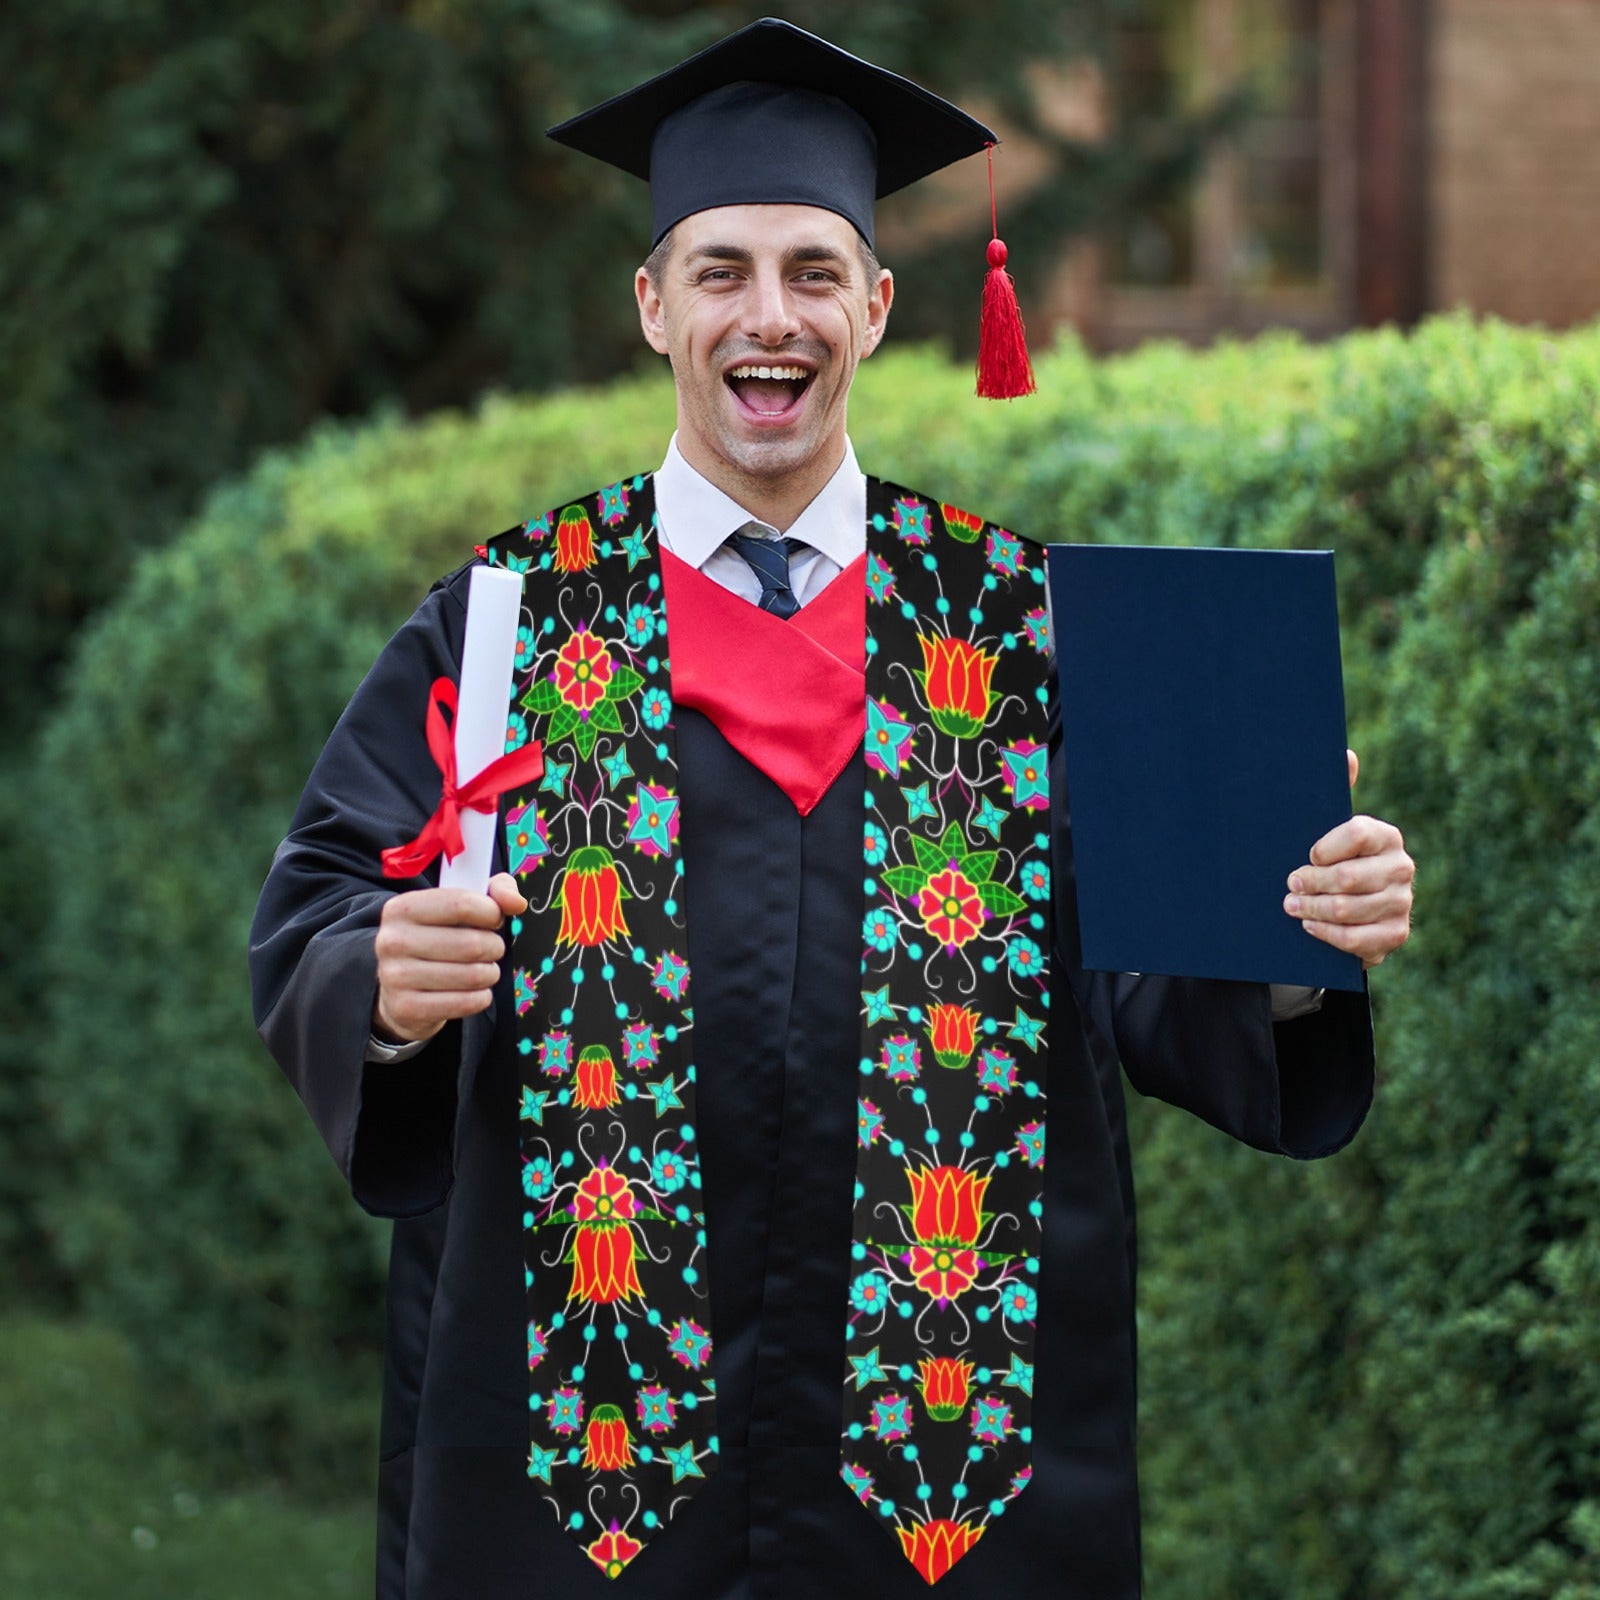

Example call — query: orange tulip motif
[557,847,630,947]
[555,505,596,573]
[917,635,999,739]
[582,1404,635,1471]
[926,1004,979,1070]
[905,1164,989,1305]
[897,1518,985,1584]
[573,1045,620,1111]
[569,1166,643,1306]
[917,1357,975,1422]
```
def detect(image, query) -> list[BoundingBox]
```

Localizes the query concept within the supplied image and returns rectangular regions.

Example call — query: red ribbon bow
[381,677,545,879]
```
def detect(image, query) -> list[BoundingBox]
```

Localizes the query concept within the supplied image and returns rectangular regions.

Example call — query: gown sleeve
[249,564,498,1216]
[1047,678,1375,1161]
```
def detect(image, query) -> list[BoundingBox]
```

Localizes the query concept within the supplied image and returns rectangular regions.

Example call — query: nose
[744,267,801,347]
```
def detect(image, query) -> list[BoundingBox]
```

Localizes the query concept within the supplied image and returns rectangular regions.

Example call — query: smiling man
[250,18,1413,1600]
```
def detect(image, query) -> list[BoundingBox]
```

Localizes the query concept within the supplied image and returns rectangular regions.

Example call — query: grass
[0,1314,372,1598]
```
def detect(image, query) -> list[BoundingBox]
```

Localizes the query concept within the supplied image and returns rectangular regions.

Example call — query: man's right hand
[372,872,529,1045]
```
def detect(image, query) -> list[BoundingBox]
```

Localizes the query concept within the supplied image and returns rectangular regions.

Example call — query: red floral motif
[555,506,596,573]
[926,1003,979,1069]
[897,1517,985,1584]
[569,1166,644,1305]
[582,1404,635,1471]
[907,1165,990,1246]
[917,1356,975,1422]
[557,846,630,946]
[586,1523,644,1579]
[908,1245,981,1303]
[939,503,985,544]
[553,630,613,714]
[574,1045,620,1111]
[916,866,985,948]
[918,635,998,739]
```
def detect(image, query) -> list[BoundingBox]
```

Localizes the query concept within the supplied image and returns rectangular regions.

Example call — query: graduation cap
[548,17,1036,398]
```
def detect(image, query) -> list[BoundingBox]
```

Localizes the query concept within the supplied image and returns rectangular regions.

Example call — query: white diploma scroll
[439,564,526,893]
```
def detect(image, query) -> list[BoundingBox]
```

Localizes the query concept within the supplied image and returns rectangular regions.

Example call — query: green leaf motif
[937,821,968,862]
[607,665,645,700]
[572,718,598,760]
[978,883,1028,917]
[546,703,579,743]
[963,851,999,885]
[589,698,624,733]
[882,866,931,900]
[522,679,563,714]
[911,835,950,874]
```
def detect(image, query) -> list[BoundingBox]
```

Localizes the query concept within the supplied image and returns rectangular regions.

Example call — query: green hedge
[33,317,1600,1598]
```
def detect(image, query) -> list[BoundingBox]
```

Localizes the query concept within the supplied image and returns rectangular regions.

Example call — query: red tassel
[976,146,1035,400]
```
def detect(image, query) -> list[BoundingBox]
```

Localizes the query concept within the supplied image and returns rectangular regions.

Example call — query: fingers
[1284,809,1415,969]
[373,884,521,1045]
[1347,748,1359,790]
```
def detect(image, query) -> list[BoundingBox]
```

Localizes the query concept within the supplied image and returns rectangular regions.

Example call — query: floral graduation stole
[486,473,1051,1584]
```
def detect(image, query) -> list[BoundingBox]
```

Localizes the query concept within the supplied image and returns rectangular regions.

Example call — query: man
[250,19,1413,1600]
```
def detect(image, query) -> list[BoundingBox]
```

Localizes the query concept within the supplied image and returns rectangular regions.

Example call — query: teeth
[727,365,809,381]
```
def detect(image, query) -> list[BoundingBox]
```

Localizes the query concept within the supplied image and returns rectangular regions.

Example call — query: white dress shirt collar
[653,434,866,570]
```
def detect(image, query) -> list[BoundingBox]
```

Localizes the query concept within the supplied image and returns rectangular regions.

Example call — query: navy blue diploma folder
[1048,544,1364,993]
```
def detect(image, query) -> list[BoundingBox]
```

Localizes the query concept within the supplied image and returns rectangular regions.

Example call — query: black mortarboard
[546,16,998,249]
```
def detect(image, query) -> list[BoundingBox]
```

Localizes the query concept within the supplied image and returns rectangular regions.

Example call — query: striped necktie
[726,525,806,619]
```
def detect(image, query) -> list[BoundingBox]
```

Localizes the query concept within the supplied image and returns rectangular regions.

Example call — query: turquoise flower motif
[863,908,899,954]
[900,782,939,824]
[620,526,650,569]
[503,550,533,576]
[976,1048,1018,1094]
[1023,606,1051,654]
[626,781,679,859]
[601,747,634,789]
[519,1087,549,1125]
[974,796,1009,838]
[986,527,1024,578]
[1019,857,1051,902]
[505,802,549,876]
[850,1271,890,1315]
[527,1319,548,1371]
[858,1099,886,1148]
[546,1387,583,1434]
[862,985,896,1024]
[597,479,631,527]
[1007,1009,1046,1051]
[524,510,553,542]
[664,1440,704,1482]
[651,951,690,1001]
[635,1384,676,1434]
[624,601,657,648]
[1002,1281,1038,1325]
[513,624,537,678]
[538,1029,572,1079]
[1007,935,1044,981]
[522,1155,555,1200]
[863,820,889,866]
[1000,740,1049,811]
[648,1075,685,1116]
[893,496,932,547]
[527,1443,558,1482]
[539,757,571,798]
[505,710,531,755]
[869,1391,914,1441]
[971,1395,1013,1443]
[881,1033,922,1083]
[865,553,896,604]
[841,1462,875,1504]
[623,1023,659,1070]
[667,1318,712,1370]
[641,685,673,730]
[866,697,916,778]
[651,1147,688,1193]
[513,968,537,1018]
[1016,1120,1045,1169]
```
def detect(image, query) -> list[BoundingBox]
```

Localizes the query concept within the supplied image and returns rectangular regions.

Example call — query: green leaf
[937,821,968,862]
[978,883,1028,917]
[546,703,579,743]
[522,679,562,714]
[607,665,645,700]
[963,851,999,885]
[589,698,624,733]
[882,866,931,899]
[572,718,598,760]
[911,835,950,874]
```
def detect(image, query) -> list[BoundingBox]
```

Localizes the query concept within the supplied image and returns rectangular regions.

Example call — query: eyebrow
[684,242,855,272]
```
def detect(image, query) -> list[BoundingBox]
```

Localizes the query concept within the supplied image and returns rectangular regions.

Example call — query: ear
[636,266,670,356]
[861,268,894,358]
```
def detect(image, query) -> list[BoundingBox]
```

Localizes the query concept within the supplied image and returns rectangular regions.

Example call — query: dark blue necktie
[727,525,806,619]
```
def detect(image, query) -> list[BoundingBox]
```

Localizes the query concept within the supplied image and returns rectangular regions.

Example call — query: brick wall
[1431,0,1600,327]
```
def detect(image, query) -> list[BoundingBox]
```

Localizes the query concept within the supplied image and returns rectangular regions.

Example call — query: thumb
[1347,748,1360,791]
[488,871,529,918]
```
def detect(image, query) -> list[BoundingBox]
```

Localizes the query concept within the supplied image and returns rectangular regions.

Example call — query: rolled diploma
[439,564,526,892]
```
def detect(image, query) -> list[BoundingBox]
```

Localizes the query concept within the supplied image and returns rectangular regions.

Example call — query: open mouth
[725,363,813,418]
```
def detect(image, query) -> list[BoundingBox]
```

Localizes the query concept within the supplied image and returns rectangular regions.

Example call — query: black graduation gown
[250,559,1374,1600]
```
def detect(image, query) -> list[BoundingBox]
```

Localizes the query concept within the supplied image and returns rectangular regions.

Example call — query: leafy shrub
[34,316,1600,1600]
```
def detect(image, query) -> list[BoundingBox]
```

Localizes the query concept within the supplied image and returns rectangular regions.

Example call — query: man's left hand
[1284,749,1415,968]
